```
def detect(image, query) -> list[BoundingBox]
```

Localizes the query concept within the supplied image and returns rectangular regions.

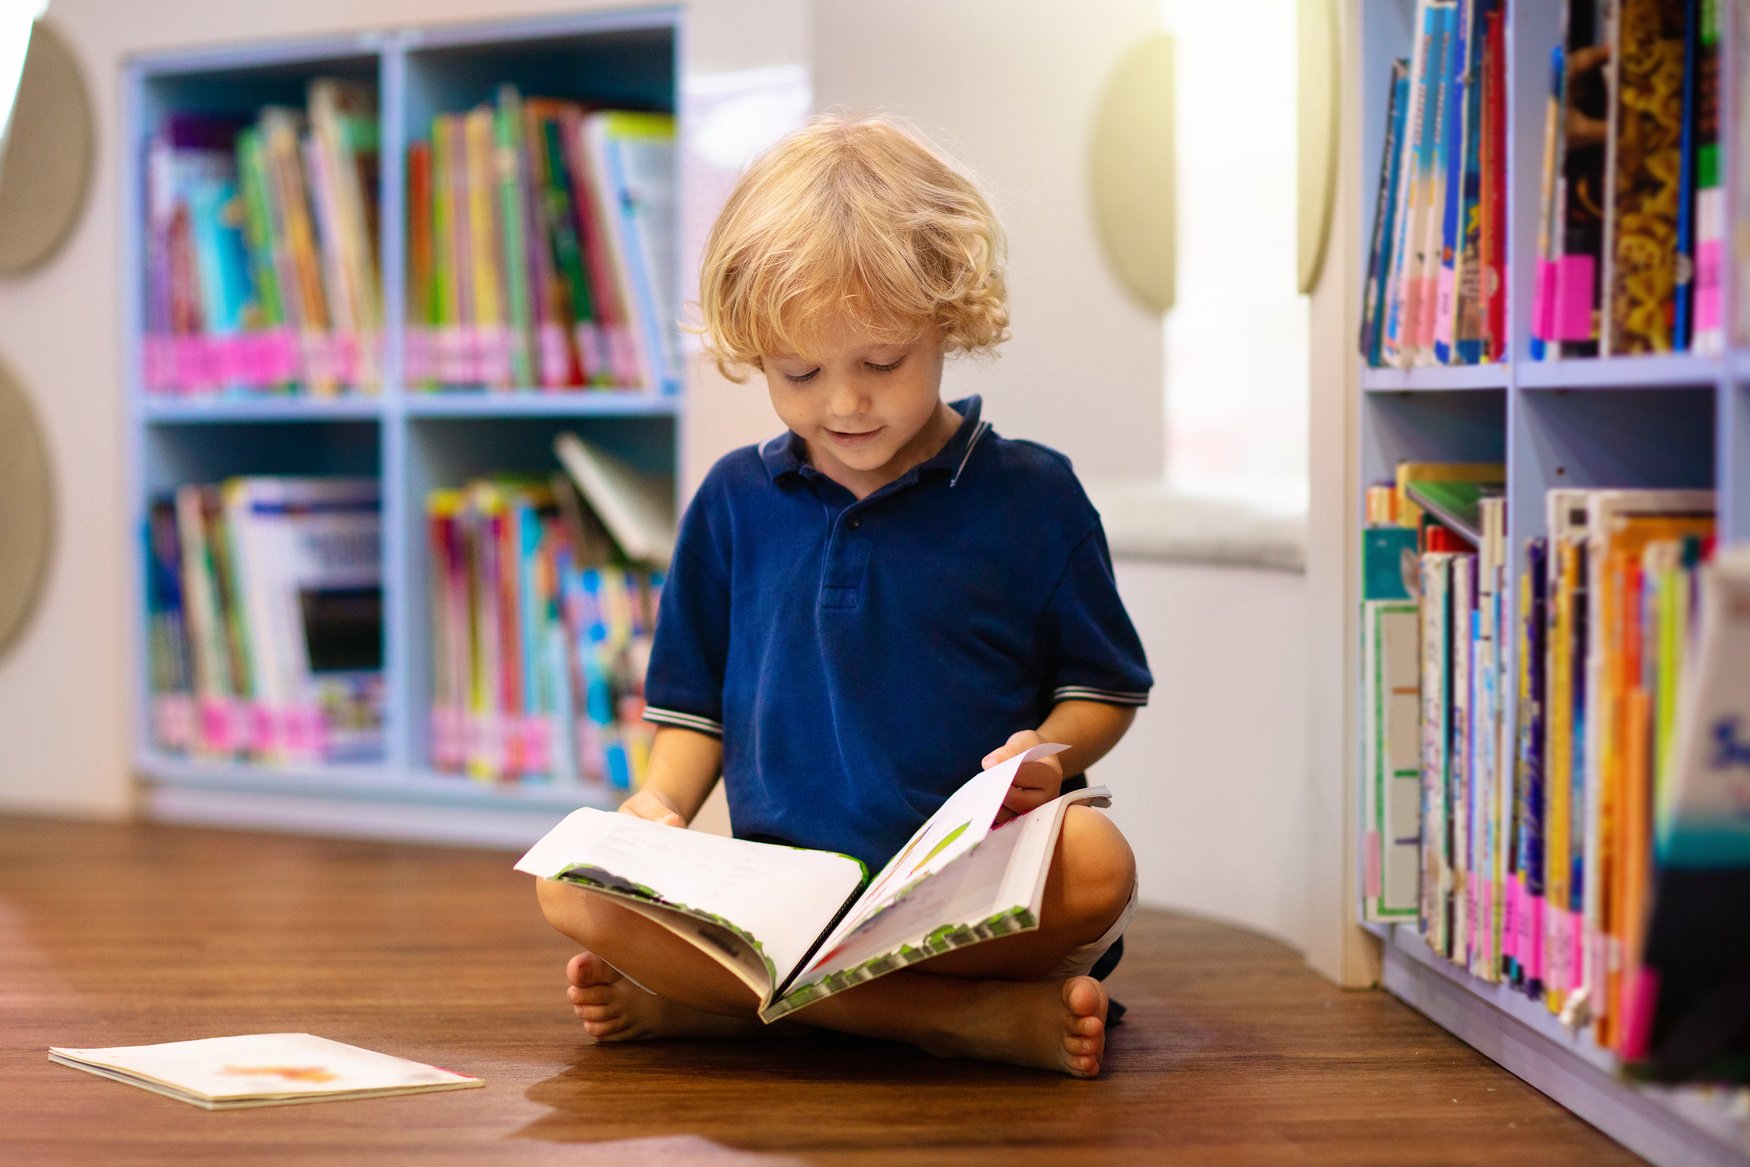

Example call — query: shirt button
[848,516,861,530]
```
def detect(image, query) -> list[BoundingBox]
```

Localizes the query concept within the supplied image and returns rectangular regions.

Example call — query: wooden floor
[0,817,1645,1166]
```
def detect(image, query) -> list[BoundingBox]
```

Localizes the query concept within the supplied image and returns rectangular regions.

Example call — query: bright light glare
[1156,0,1309,506]
[0,1,51,152]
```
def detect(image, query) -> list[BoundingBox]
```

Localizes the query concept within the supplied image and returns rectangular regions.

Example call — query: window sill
[1086,481,1307,574]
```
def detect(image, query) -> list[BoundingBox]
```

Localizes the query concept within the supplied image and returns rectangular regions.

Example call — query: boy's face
[762,313,956,499]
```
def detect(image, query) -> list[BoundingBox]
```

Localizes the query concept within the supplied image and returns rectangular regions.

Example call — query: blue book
[1433,0,1476,365]
[1672,0,1702,351]
[1362,60,1411,367]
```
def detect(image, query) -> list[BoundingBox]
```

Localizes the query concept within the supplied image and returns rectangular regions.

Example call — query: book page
[769,787,1107,1021]
[820,744,1067,953]
[515,809,866,992]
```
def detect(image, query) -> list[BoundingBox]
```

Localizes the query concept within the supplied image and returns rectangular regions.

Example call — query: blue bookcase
[1356,2,1750,1162]
[123,9,682,848]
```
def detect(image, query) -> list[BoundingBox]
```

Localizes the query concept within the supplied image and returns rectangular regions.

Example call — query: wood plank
[0,818,1643,1165]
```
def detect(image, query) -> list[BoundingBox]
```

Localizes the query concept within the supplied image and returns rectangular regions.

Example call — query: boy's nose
[828,379,870,418]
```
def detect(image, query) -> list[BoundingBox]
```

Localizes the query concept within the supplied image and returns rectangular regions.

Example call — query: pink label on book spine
[1503,881,1519,961]
[523,717,553,778]
[1696,240,1724,332]
[1480,882,1495,962]
[1532,261,1558,341]
[1434,270,1458,352]
[1364,833,1382,899]
[431,706,461,771]
[1526,897,1544,981]
[1620,968,1659,1060]
[1551,255,1597,342]
[304,334,340,384]
[573,322,605,384]
[247,702,274,756]
[538,324,569,386]
[332,331,361,384]
[404,327,432,382]
[153,694,196,751]
[1547,908,1568,993]
[475,326,511,386]
[144,335,175,390]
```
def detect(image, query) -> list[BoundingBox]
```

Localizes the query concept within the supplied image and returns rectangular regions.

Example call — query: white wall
[810,0,1165,483]
[1101,562,1312,946]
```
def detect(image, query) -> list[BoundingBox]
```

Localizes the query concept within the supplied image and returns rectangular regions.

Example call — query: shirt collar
[759,395,989,485]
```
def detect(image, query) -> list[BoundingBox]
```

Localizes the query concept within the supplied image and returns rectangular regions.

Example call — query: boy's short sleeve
[1041,524,1152,708]
[643,510,730,739]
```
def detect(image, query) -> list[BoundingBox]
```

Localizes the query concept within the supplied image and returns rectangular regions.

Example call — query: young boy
[536,116,1151,1078]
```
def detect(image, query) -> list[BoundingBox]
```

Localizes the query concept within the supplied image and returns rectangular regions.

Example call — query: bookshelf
[122,9,682,847]
[1355,1,1750,1162]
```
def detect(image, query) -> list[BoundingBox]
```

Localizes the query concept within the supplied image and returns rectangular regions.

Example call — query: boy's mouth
[826,427,882,447]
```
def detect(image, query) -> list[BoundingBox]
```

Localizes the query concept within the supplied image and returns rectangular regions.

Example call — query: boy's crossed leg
[536,805,1136,1078]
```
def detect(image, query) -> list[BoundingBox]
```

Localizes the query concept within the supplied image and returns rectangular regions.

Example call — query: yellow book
[464,106,507,388]
[260,108,336,396]
[1590,512,1713,1045]
[1542,489,1589,1014]
[1545,536,1578,1013]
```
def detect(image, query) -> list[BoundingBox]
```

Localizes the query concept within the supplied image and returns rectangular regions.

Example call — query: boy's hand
[983,730,1064,825]
[618,789,687,828]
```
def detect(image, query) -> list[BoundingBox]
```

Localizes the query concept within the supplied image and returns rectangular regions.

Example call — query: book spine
[1433,0,1477,364]
[494,86,536,389]
[1361,61,1411,367]
[1691,0,1724,352]
[1606,0,1688,355]
[1383,0,1437,367]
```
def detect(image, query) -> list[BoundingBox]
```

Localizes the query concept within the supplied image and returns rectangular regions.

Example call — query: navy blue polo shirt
[643,396,1151,872]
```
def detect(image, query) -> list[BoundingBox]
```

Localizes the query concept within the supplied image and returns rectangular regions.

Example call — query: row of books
[144,478,385,763]
[405,91,679,393]
[1529,0,1725,358]
[1363,466,1750,1081]
[425,478,662,790]
[1360,0,1508,368]
[144,81,383,397]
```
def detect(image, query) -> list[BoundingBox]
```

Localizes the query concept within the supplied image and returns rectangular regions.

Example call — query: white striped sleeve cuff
[1052,686,1150,707]
[643,707,725,737]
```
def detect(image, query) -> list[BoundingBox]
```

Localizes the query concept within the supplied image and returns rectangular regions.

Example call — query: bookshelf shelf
[1514,353,1726,390]
[140,398,386,424]
[1353,1,1750,1163]
[1361,363,1509,391]
[138,753,612,814]
[124,9,682,850]
[401,391,682,419]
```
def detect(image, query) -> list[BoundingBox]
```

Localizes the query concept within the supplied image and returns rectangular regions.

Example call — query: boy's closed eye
[773,355,909,384]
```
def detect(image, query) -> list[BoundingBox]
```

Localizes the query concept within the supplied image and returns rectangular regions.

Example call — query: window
[1158,0,1309,512]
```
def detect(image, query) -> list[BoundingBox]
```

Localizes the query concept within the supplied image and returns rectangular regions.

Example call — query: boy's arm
[982,700,1137,822]
[619,725,723,826]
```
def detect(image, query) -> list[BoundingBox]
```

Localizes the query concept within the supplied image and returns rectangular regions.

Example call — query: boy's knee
[1060,806,1136,921]
[535,875,609,937]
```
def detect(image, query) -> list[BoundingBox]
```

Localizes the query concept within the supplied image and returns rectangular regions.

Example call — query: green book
[1404,477,1503,544]
[494,86,535,388]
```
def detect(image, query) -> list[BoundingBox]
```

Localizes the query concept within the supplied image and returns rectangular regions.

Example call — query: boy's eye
[866,357,905,373]
[783,368,820,384]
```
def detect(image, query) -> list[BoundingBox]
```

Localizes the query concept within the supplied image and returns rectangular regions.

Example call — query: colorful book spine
[1606,0,1688,355]
[1361,61,1411,367]
[1690,0,1724,353]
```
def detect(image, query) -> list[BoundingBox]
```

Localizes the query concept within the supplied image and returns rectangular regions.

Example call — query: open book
[515,744,1105,1022]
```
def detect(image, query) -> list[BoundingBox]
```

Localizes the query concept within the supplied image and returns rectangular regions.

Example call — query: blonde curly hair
[696,115,1010,381]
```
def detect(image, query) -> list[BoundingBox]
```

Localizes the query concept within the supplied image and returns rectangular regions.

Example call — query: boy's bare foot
[564,952,763,1042]
[915,976,1109,1078]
